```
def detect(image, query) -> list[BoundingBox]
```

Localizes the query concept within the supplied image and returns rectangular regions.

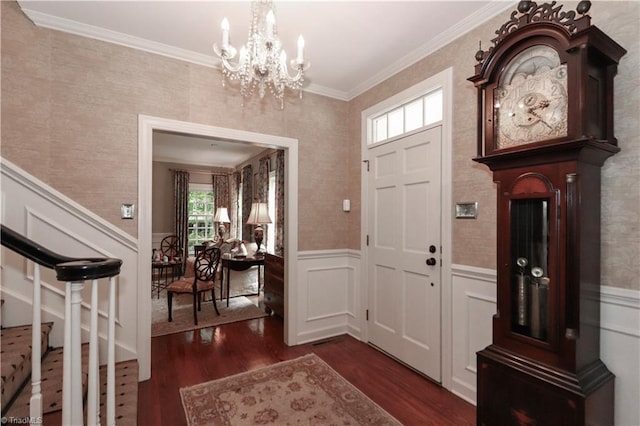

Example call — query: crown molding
[21,2,515,102]
[21,8,219,67]
[345,1,516,100]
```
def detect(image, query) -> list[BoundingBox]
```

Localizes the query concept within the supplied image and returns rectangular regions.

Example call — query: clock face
[494,45,568,150]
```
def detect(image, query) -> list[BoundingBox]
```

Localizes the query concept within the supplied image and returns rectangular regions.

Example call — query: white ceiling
[153,130,269,168]
[17,0,514,167]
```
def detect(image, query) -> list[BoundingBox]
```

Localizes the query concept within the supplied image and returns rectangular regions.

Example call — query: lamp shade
[214,207,231,223]
[246,202,272,225]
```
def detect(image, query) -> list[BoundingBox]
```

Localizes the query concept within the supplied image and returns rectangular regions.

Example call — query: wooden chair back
[192,246,221,284]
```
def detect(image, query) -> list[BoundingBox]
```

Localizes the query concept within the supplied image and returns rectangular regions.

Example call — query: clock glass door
[510,197,551,341]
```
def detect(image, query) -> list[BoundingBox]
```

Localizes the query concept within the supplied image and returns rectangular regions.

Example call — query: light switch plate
[455,202,478,219]
[121,203,135,219]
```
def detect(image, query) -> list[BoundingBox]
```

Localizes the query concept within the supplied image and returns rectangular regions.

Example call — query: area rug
[180,353,402,426]
[152,296,267,337]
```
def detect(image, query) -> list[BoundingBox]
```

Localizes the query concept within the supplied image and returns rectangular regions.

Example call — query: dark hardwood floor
[137,315,475,425]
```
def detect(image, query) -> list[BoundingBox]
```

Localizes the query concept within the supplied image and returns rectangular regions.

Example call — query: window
[371,88,443,144]
[187,184,215,254]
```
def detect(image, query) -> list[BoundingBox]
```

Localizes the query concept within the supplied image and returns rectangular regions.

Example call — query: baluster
[62,281,85,425]
[30,264,43,420]
[107,276,117,425]
[87,279,100,425]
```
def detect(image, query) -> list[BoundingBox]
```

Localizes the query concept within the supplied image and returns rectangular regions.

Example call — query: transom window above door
[370,88,443,144]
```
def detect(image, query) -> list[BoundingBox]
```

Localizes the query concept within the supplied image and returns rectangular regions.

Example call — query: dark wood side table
[220,255,264,307]
[264,253,284,317]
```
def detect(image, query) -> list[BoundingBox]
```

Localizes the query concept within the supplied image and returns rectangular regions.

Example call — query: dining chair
[166,246,221,325]
[160,234,184,278]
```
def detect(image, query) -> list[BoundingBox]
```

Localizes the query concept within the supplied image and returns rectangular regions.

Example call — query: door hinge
[363,159,370,172]
[366,235,369,246]
[366,309,369,321]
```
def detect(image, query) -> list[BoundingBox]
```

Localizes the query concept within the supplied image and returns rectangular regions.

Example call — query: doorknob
[426,257,437,266]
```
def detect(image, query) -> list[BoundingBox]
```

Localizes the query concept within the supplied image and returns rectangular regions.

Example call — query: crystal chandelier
[213,0,310,109]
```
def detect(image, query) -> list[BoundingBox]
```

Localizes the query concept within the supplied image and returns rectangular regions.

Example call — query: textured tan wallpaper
[2,1,638,290]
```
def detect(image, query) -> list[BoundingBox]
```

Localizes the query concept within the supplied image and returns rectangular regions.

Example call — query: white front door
[367,126,442,381]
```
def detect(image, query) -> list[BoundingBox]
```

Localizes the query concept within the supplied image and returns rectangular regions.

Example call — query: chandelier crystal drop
[213,0,310,109]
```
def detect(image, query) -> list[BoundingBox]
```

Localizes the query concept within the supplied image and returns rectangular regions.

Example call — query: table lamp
[214,207,231,242]
[246,202,271,254]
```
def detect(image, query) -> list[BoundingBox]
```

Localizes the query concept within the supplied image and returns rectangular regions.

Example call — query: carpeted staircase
[1,321,138,424]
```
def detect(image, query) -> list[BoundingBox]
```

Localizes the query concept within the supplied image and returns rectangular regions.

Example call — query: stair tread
[5,344,90,417]
[99,360,138,425]
[1,323,53,413]
[5,345,138,424]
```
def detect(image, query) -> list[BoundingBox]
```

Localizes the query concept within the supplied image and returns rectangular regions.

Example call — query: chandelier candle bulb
[221,18,229,49]
[266,10,275,38]
[297,35,304,62]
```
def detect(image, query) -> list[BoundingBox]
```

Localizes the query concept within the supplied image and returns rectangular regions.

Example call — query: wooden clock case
[468,2,626,425]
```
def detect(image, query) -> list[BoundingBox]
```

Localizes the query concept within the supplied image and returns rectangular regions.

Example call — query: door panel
[367,126,442,381]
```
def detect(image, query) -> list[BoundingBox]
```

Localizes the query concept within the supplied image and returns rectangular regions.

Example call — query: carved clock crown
[474,1,593,68]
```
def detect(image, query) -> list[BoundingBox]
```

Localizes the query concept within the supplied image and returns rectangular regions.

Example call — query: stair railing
[1,225,122,425]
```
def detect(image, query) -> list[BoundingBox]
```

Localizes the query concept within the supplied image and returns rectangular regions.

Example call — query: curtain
[212,174,230,210]
[229,172,241,239]
[174,170,190,257]
[241,165,253,241]
[275,150,285,256]
[212,173,230,242]
[257,156,270,203]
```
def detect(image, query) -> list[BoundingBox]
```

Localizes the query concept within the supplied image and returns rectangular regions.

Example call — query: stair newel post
[62,281,85,426]
[107,275,116,426]
[87,279,100,425]
[29,263,43,420]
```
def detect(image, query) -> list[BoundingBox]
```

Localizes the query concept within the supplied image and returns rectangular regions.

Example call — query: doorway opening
[137,115,299,380]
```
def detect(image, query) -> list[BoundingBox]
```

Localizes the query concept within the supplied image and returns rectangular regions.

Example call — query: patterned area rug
[180,353,402,426]
[152,296,267,337]
[152,267,266,337]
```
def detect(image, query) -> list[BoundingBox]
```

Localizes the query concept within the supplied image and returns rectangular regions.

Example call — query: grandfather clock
[468,1,626,424]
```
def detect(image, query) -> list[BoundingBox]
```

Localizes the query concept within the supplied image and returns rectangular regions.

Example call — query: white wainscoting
[450,264,640,425]
[450,264,497,404]
[1,159,139,368]
[296,249,362,344]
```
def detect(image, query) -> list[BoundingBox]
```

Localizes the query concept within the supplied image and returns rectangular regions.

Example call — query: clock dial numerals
[494,46,568,149]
